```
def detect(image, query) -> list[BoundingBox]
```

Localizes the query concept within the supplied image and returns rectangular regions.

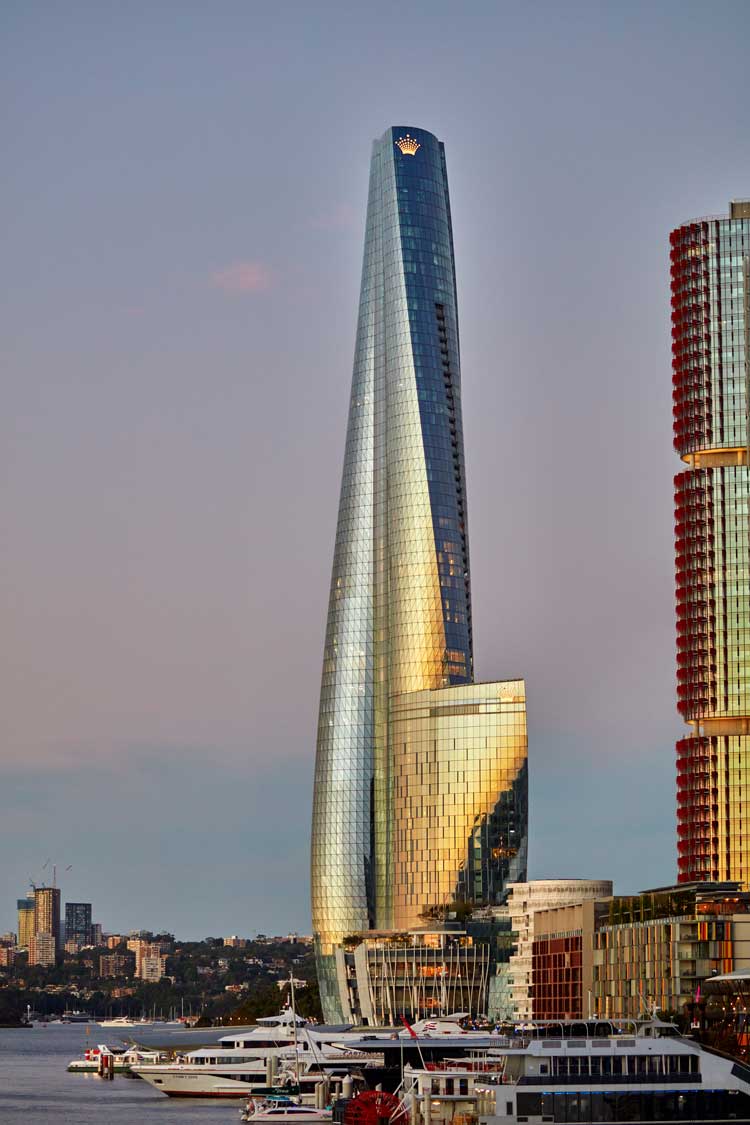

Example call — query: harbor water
[0,1023,232,1123]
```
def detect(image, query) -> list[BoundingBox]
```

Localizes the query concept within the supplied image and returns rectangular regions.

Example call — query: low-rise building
[531,899,611,1020]
[334,928,499,1025]
[505,880,613,1021]
[593,883,750,1018]
[99,953,134,978]
[111,985,136,999]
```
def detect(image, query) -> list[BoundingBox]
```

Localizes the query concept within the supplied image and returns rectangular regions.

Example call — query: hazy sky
[3,1,749,939]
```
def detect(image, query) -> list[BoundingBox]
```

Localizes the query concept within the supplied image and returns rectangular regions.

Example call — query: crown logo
[395,134,421,156]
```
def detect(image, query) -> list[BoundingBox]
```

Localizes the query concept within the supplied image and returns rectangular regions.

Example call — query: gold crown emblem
[395,134,421,156]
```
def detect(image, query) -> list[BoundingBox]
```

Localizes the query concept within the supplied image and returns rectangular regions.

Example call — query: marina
[7,997,750,1122]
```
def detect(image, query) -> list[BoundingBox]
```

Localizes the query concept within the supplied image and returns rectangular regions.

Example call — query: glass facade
[390,682,527,927]
[65,902,92,946]
[311,126,527,1021]
[671,203,750,884]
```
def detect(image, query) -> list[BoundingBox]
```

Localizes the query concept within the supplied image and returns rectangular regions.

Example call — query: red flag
[401,1016,418,1039]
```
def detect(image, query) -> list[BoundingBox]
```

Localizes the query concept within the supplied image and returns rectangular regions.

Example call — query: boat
[99,1015,157,1028]
[120,1007,306,1049]
[67,1043,166,1073]
[131,1007,518,1098]
[241,1098,333,1123]
[130,1029,368,1098]
[394,1016,750,1124]
[132,983,374,1099]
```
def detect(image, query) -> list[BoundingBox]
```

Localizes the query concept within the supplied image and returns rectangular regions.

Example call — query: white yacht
[100,1015,156,1028]
[130,1007,498,1099]
[242,1102,333,1123]
[131,1014,368,1099]
[397,1017,750,1124]
[132,1048,304,1099]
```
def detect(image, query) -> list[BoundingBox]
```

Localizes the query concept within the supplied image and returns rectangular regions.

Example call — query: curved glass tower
[672,200,750,884]
[311,126,527,1021]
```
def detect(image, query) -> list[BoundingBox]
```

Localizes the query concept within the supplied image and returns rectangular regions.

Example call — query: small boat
[67,1043,165,1073]
[99,1015,156,1028]
[240,1099,333,1123]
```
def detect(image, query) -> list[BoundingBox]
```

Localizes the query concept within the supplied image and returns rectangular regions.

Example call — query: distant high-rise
[311,126,528,1021]
[32,886,61,962]
[65,902,92,947]
[17,897,34,950]
[29,931,56,968]
[672,200,750,882]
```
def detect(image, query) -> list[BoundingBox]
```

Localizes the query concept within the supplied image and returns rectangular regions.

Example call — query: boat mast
[289,971,300,1086]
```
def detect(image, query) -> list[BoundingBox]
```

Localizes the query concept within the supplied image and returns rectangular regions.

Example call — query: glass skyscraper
[672,200,750,884]
[311,126,528,1021]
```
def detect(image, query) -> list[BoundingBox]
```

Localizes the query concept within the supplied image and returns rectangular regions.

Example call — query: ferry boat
[66,1043,166,1073]
[396,1017,750,1124]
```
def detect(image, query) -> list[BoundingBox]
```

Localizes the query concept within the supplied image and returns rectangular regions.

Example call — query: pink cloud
[210,261,272,294]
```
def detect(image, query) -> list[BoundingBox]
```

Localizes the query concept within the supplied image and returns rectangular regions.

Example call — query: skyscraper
[311,126,528,1021]
[33,885,61,943]
[65,902,92,947]
[30,885,61,965]
[673,199,750,883]
[17,897,34,950]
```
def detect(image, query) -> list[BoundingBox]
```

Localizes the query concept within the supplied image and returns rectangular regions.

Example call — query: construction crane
[32,860,72,888]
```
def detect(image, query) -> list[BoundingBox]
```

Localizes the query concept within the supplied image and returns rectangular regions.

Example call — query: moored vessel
[241,1098,334,1123]
[393,1017,750,1124]
[66,1042,166,1073]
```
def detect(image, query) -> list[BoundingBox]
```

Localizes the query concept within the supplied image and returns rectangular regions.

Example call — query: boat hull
[134,1068,309,1099]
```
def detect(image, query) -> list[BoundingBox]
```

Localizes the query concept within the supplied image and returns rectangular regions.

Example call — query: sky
[2,0,749,939]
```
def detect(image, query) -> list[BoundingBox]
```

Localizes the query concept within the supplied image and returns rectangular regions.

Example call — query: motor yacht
[241,1098,333,1123]
[100,1015,156,1028]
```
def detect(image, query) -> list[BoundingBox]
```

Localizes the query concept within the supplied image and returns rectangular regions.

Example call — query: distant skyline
[2,0,750,938]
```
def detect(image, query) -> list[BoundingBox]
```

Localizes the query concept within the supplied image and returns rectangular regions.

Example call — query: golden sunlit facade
[672,201,750,884]
[33,886,60,950]
[311,125,527,1022]
[391,682,527,929]
[16,898,34,950]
